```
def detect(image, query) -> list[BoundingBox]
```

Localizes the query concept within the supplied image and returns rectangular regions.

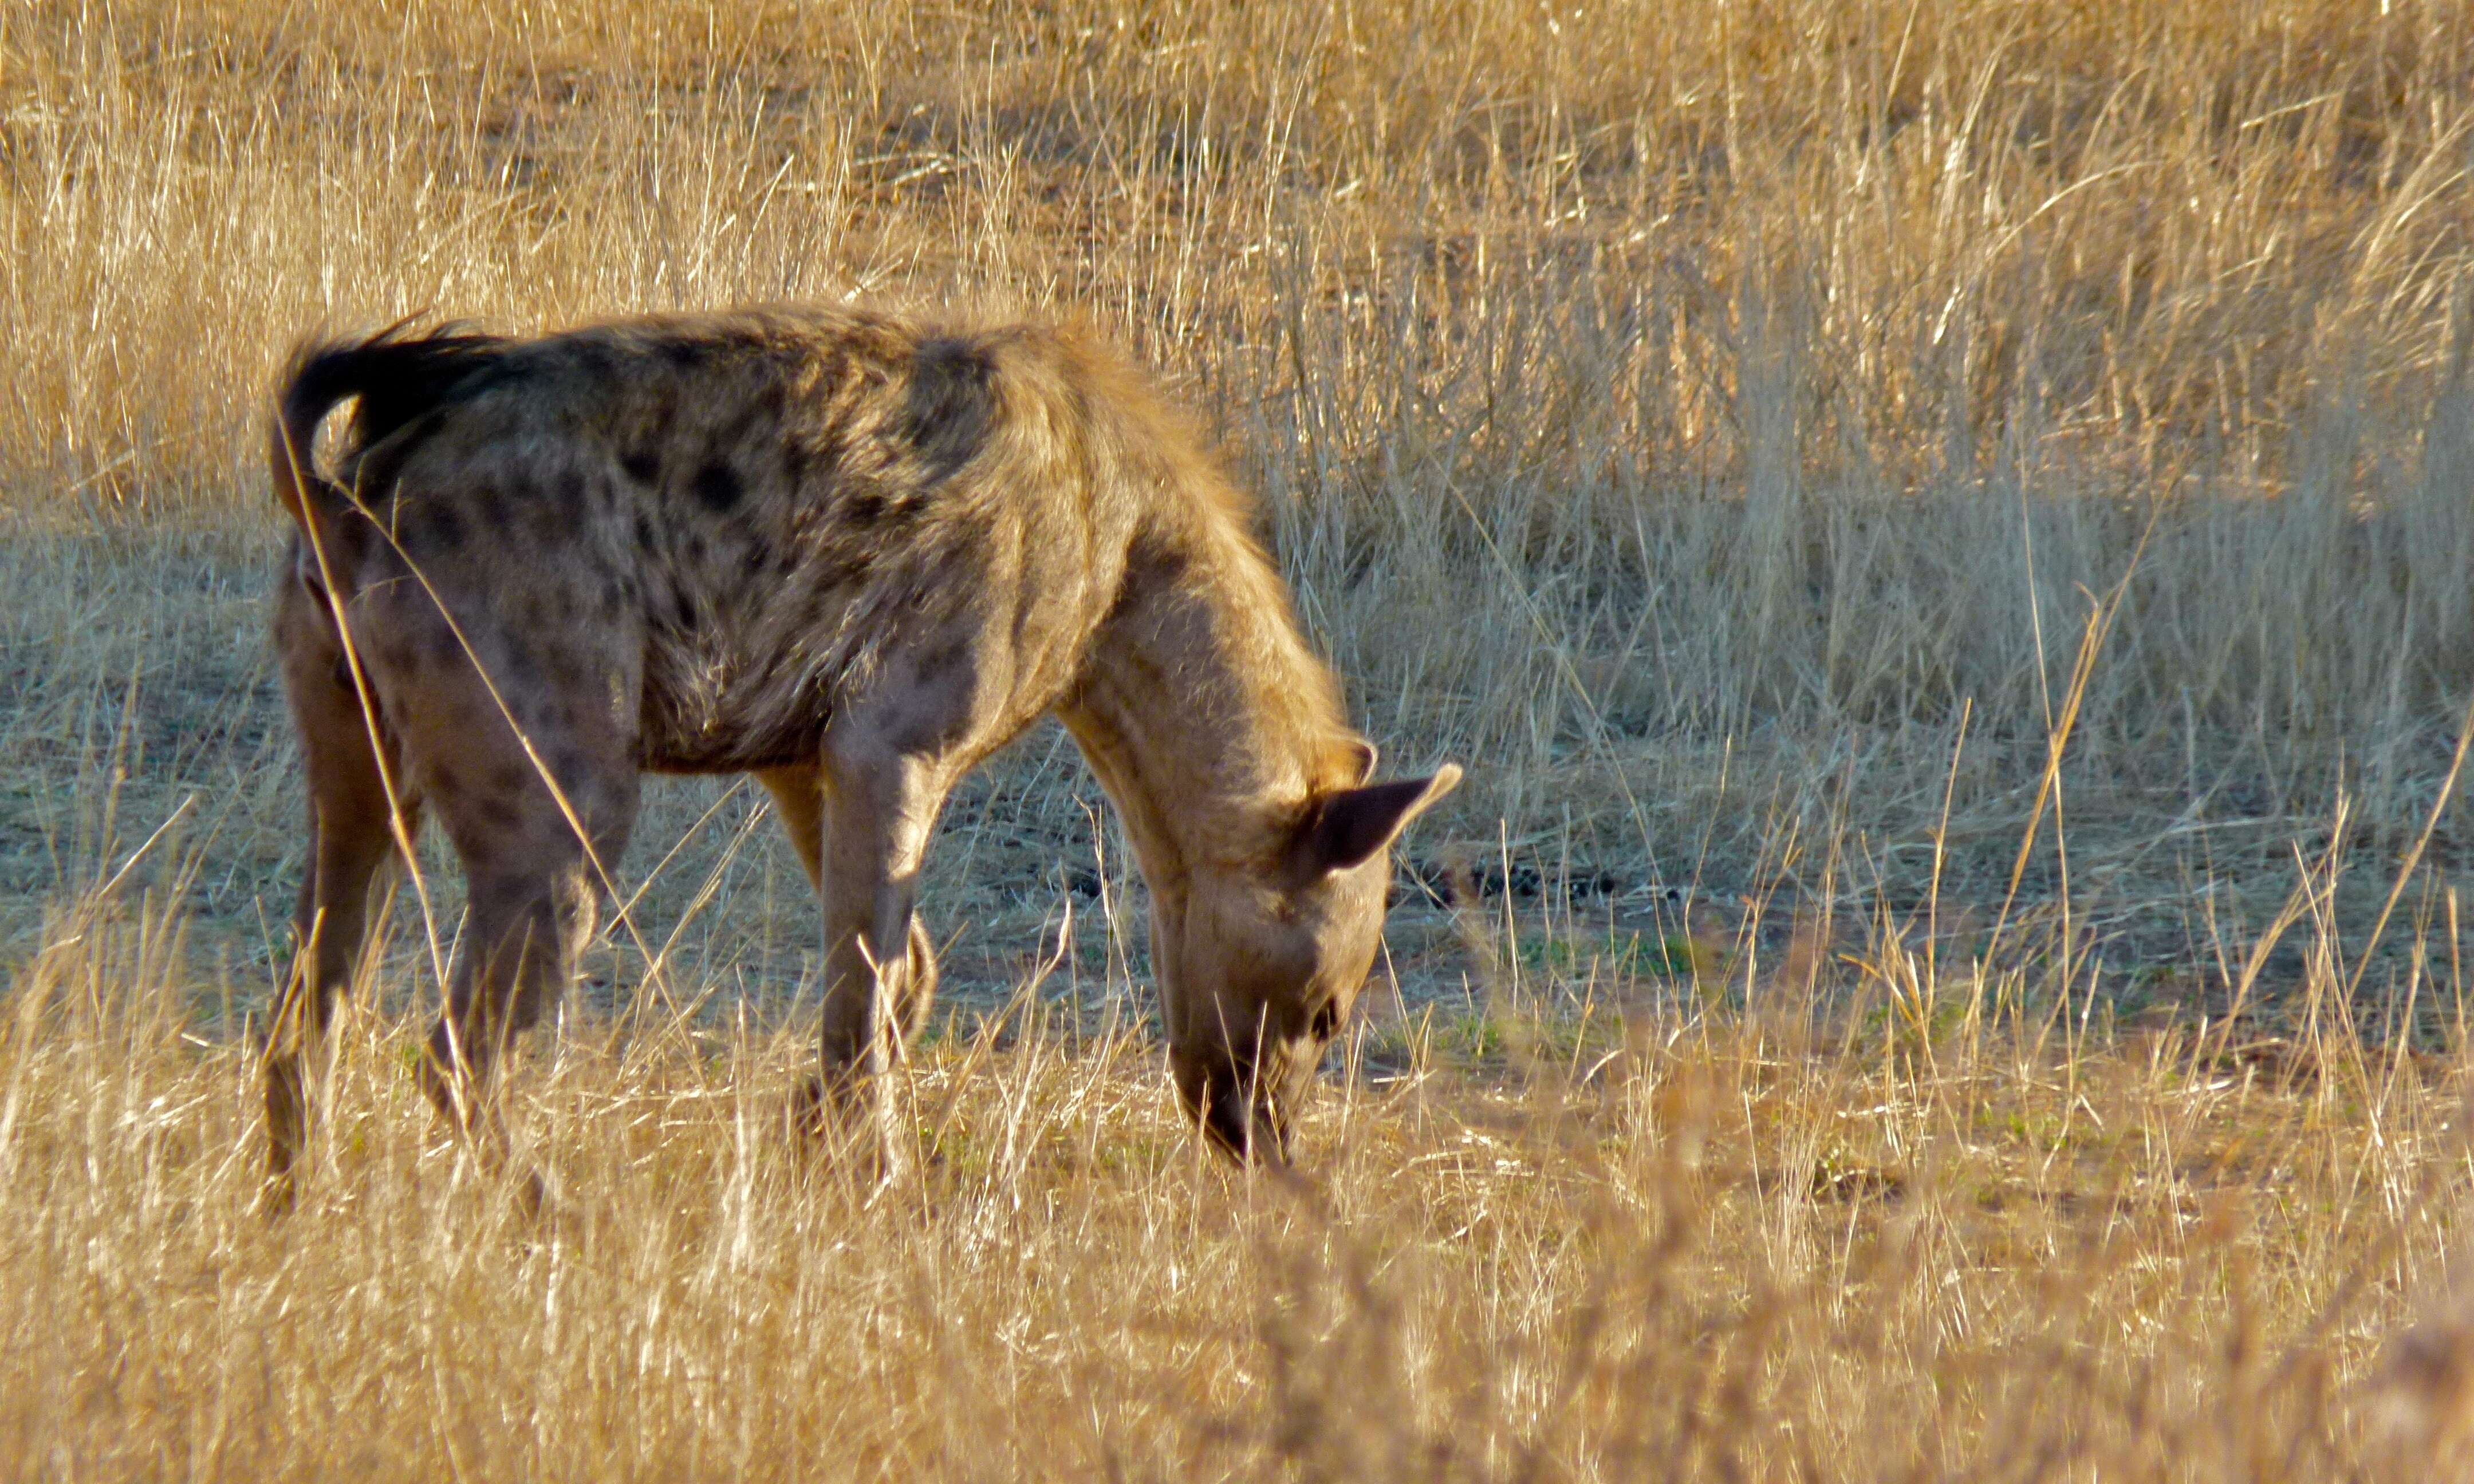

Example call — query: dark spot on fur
[661,339,710,370]
[671,585,701,634]
[331,656,355,691]
[408,504,466,554]
[901,339,996,481]
[940,636,981,677]
[621,450,660,486]
[569,340,620,378]
[844,489,888,528]
[379,636,421,673]
[475,487,511,527]
[498,645,542,687]
[1105,534,1191,624]
[632,512,658,551]
[683,532,708,563]
[475,791,526,833]
[492,763,532,795]
[559,469,593,510]
[1144,542,1192,582]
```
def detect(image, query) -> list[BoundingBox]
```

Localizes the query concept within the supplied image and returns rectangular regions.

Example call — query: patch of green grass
[1515,929,1707,982]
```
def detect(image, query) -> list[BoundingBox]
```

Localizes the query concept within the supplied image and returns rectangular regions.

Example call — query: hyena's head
[1161,761,1461,1165]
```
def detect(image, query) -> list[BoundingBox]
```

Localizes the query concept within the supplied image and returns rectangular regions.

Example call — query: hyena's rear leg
[416,860,608,1159]
[264,573,423,1203]
[377,605,642,1189]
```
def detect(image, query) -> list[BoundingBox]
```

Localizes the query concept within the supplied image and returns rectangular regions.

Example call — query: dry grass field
[9,0,2474,1476]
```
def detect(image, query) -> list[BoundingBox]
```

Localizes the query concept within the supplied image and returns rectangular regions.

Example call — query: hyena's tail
[270,318,509,528]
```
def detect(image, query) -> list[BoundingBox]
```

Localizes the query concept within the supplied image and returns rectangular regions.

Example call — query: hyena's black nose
[1174,1049,1295,1167]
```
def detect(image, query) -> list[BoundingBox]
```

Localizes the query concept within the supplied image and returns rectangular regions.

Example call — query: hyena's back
[287,305,1163,775]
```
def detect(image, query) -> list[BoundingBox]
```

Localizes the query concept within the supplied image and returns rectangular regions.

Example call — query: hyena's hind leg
[417,858,609,1163]
[376,603,643,1191]
[264,570,425,1206]
[757,765,939,1047]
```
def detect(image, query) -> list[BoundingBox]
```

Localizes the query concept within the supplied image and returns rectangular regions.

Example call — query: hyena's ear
[1292,764,1463,879]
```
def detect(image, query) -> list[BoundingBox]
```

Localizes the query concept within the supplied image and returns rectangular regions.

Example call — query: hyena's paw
[787,1072,916,1194]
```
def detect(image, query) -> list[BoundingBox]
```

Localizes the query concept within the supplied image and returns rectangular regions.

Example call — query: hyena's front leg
[264,574,421,1208]
[797,749,954,1176]
[758,765,939,1045]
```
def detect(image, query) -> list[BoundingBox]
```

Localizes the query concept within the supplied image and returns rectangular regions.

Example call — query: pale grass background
[5,1,2474,1477]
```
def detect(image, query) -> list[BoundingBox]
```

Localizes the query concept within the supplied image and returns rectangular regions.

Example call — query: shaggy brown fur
[261,303,1457,1198]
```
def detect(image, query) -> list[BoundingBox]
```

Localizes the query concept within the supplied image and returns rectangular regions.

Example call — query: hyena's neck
[1057,518,1358,891]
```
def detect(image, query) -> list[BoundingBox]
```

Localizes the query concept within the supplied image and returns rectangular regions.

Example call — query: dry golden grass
[7,862,2474,1479]
[9,0,2474,1476]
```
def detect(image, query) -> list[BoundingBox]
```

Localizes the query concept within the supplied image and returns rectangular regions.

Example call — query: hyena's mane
[1021,321,1359,787]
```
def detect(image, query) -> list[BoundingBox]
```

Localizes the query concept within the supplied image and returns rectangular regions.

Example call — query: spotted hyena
[262,304,1459,1199]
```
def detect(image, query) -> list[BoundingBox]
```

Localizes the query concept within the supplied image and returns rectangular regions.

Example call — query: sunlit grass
[5,859,2472,1479]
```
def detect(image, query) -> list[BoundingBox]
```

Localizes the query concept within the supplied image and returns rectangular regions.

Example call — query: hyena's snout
[1171,1043,1308,1167]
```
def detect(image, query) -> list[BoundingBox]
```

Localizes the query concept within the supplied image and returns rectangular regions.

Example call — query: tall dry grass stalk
[8,1,2474,1475]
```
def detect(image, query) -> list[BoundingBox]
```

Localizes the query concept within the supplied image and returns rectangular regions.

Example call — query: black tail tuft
[270,318,509,526]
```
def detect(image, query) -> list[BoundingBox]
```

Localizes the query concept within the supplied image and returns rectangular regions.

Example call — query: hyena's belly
[635,589,850,775]
[637,660,837,773]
